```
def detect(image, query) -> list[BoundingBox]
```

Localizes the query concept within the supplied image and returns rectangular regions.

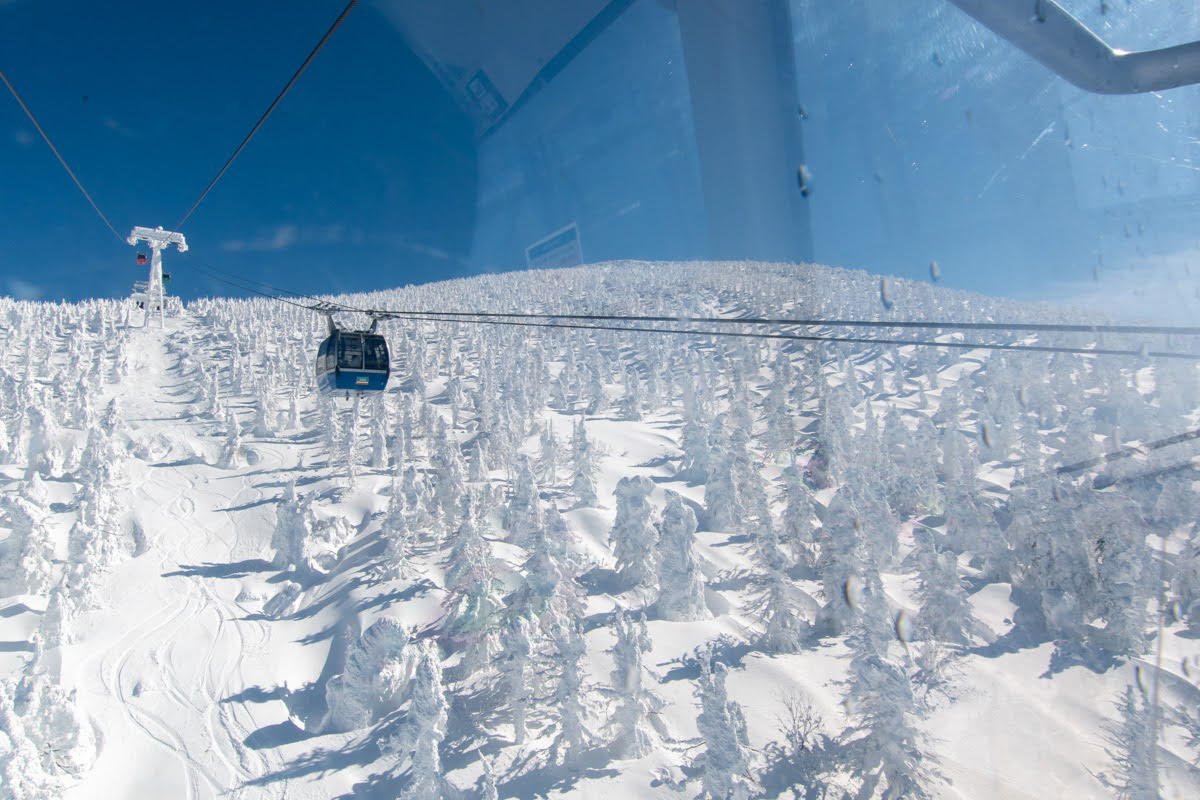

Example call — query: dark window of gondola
[338,334,363,369]
[364,337,388,371]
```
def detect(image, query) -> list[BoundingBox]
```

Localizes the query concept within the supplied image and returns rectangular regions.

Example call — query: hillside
[2,260,1199,799]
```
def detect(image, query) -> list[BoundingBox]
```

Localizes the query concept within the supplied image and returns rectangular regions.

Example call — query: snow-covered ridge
[1,260,1199,799]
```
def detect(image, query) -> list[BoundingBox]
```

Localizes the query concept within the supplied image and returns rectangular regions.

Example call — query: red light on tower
[136,253,147,265]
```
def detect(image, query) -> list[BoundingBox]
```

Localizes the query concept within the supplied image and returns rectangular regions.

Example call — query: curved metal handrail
[948,0,1200,94]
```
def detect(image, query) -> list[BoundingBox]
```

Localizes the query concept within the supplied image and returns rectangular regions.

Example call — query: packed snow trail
[69,322,294,800]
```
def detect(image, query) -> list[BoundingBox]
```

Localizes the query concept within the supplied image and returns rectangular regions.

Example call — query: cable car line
[343,307,1200,337]
[174,0,360,231]
[172,263,1200,362]
[182,253,346,306]
[235,286,1200,338]
[363,309,1200,361]
[1055,427,1200,477]
[0,65,124,243]
[341,307,1200,338]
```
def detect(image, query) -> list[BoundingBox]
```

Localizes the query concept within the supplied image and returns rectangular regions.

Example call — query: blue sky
[2,0,1197,314]
[0,0,476,302]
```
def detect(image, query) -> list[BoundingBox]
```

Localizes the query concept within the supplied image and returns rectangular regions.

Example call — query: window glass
[364,336,389,371]
[337,333,363,369]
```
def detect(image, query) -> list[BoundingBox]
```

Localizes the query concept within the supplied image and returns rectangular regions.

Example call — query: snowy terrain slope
[3,260,1200,799]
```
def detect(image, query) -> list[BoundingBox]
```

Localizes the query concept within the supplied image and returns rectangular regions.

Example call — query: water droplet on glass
[1138,342,1150,360]
[1169,600,1183,625]
[1052,482,1063,502]
[842,695,857,716]
[1182,656,1191,678]
[880,278,893,311]
[894,610,913,643]
[1135,664,1148,693]
[930,261,941,282]
[1017,387,1028,408]
[843,575,862,610]
[797,164,813,197]
[980,422,992,448]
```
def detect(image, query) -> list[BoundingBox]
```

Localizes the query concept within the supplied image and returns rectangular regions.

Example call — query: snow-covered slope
[2,260,1200,799]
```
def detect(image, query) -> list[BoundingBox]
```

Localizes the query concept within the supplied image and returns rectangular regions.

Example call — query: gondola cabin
[316,329,390,394]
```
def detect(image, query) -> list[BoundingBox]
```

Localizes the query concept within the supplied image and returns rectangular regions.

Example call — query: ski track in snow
[78,328,290,799]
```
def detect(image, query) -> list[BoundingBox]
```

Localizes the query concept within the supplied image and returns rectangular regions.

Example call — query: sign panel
[525,223,583,269]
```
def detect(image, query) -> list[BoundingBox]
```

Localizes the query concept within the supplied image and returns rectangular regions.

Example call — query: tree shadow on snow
[222,684,287,704]
[352,580,436,615]
[162,558,274,579]
[221,495,285,513]
[968,591,1052,660]
[1041,637,1125,678]
[244,719,313,749]
[254,473,326,493]
[245,734,382,788]
[660,634,753,683]
[499,746,620,799]
[0,602,37,618]
[149,456,206,468]
[576,567,626,596]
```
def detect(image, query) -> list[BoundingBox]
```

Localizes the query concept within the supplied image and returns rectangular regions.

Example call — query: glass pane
[364,337,389,371]
[337,333,363,369]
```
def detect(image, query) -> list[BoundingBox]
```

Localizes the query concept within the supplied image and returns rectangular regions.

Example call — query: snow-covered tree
[749,565,810,654]
[704,442,743,532]
[386,640,448,800]
[570,418,599,507]
[678,414,711,483]
[430,433,466,523]
[0,492,55,596]
[498,614,534,744]
[505,455,543,545]
[378,482,413,580]
[815,490,867,635]
[324,617,412,732]
[610,476,658,591]
[608,612,661,758]
[23,404,64,479]
[539,421,559,484]
[0,682,63,798]
[218,407,242,469]
[1172,528,1200,630]
[909,531,989,647]
[653,491,709,621]
[694,658,752,800]
[550,619,591,767]
[620,368,643,421]
[779,465,818,569]
[1103,684,1159,800]
[442,499,502,673]
[512,505,585,633]
[270,482,314,571]
[841,567,940,800]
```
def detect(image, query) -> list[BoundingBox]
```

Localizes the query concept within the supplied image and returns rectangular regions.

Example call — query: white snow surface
[1,260,1199,798]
